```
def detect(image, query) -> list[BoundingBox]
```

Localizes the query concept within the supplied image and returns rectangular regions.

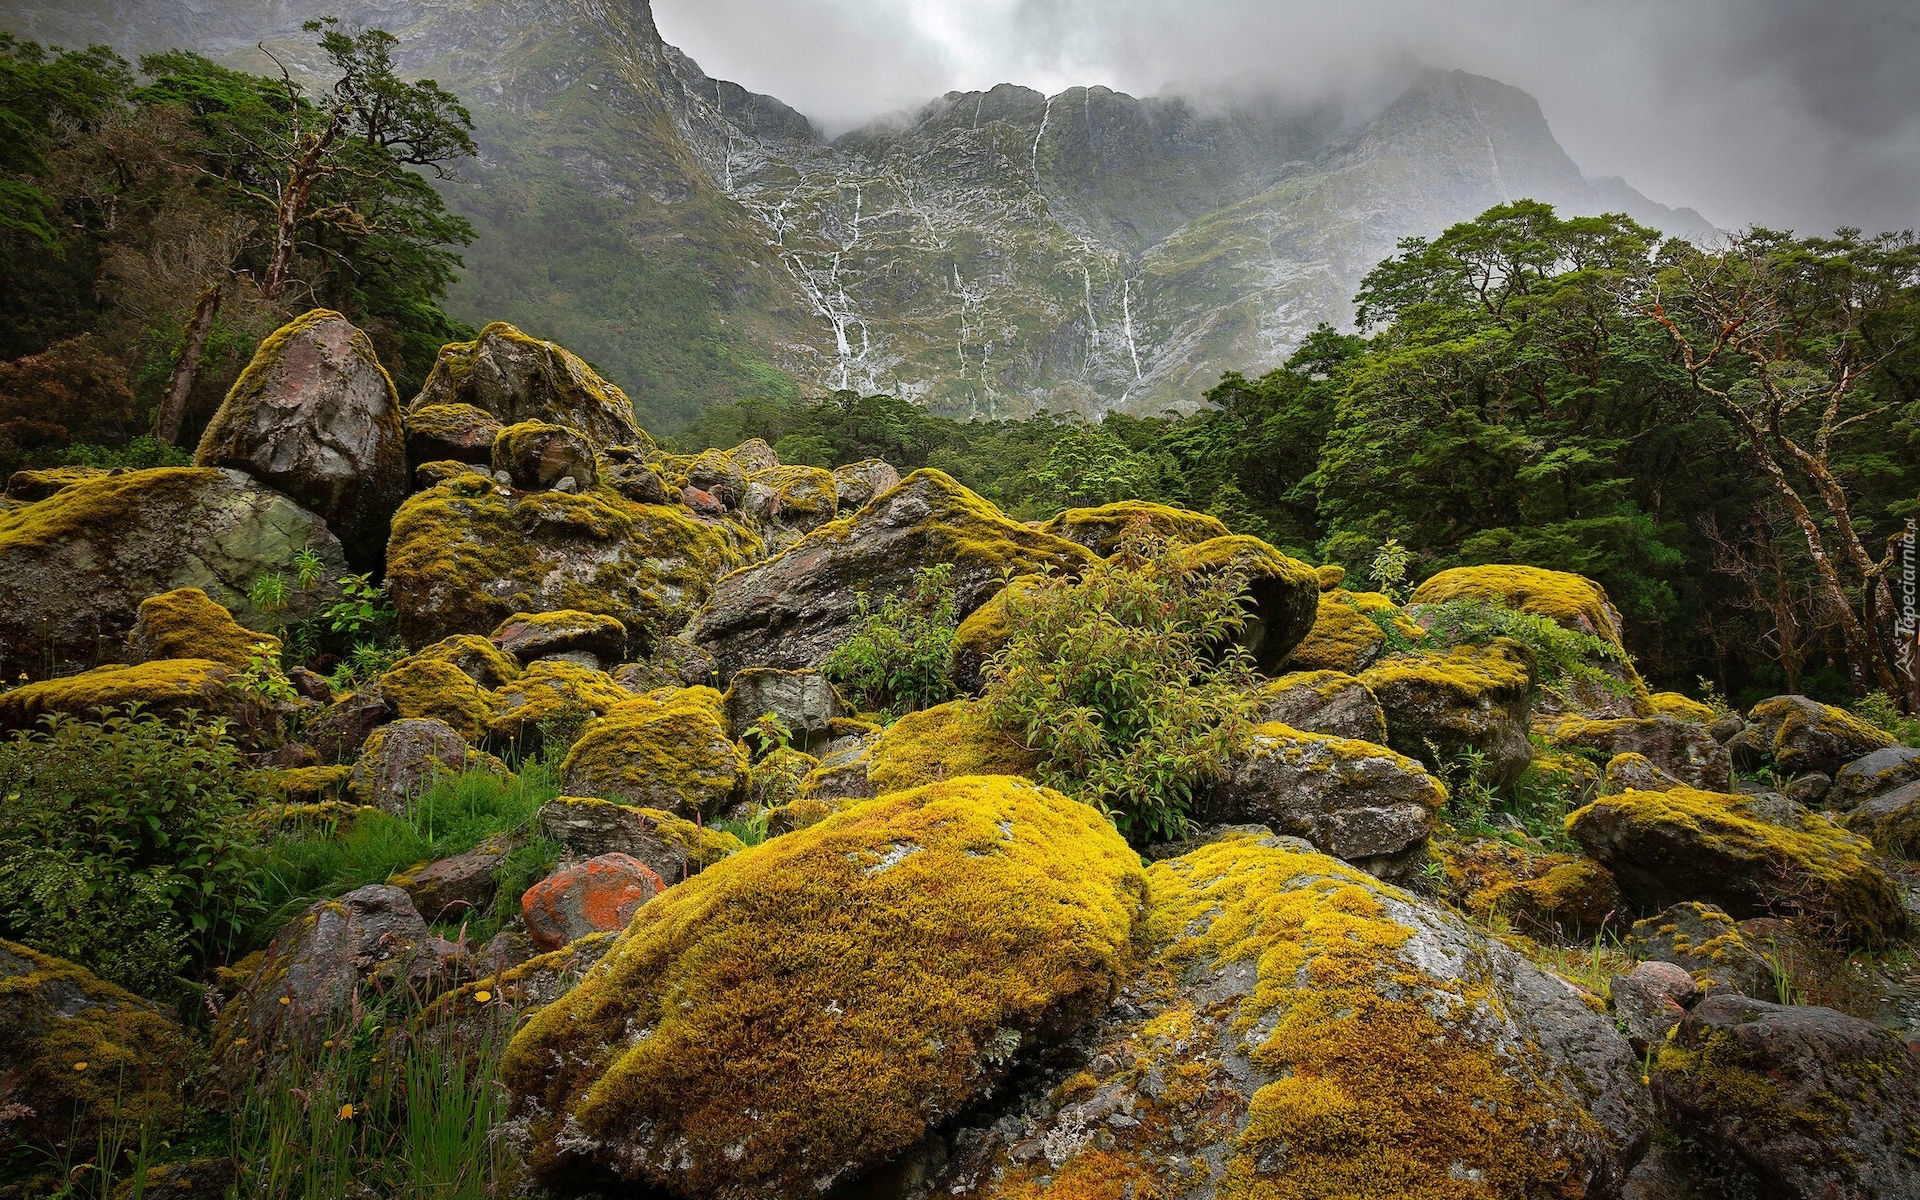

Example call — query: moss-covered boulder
[536,795,744,883]
[1839,779,1920,858]
[1737,694,1897,778]
[500,776,1146,1198]
[486,659,633,748]
[0,467,345,676]
[1038,500,1228,557]
[691,469,1095,677]
[411,322,645,450]
[1439,838,1623,939]
[489,609,627,668]
[1604,750,1684,793]
[1831,746,1920,809]
[1196,722,1444,880]
[388,834,517,923]
[930,830,1652,1198]
[831,458,900,510]
[1285,588,1418,674]
[125,587,280,672]
[865,698,1040,795]
[1625,902,1776,997]
[743,464,840,551]
[491,419,597,491]
[4,464,109,503]
[385,473,754,648]
[1358,638,1537,786]
[349,718,504,812]
[1252,670,1388,743]
[405,634,522,689]
[1652,994,1920,1199]
[947,573,1044,695]
[194,310,407,567]
[1410,564,1626,645]
[0,658,267,734]
[1647,691,1716,723]
[403,402,501,466]
[1546,714,1732,792]
[558,688,746,818]
[1567,786,1906,944]
[0,939,198,1153]
[1171,534,1320,673]
[369,656,496,741]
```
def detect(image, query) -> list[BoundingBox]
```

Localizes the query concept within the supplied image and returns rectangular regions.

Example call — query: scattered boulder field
[4,311,1918,1200]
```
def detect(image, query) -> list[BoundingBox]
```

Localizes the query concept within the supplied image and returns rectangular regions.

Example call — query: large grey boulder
[194,310,407,568]
[1194,723,1443,881]
[1546,714,1733,792]
[0,466,345,676]
[1653,994,1920,1199]
[348,718,488,813]
[1733,694,1896,778]
[690,469,1096,679]
[721,667,844,752]
[1252,670,1389,743]
[1831,745,1920,809]
[927,831,1653,1199]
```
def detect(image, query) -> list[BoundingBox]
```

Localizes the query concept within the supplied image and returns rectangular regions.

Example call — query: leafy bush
[55,435,193,471]
[821,563,959,719]
[1853,691,1920,747]
[0,707,266,998]
[981,526,1259,843]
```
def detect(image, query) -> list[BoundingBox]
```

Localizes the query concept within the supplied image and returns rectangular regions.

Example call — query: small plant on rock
[981,523,1259,844]
[823,563,959,719]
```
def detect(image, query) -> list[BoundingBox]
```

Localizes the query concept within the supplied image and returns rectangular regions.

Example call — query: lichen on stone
[866,699,1040,795]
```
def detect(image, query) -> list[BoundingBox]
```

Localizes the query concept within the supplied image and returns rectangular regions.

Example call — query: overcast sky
[651,0,1920,235]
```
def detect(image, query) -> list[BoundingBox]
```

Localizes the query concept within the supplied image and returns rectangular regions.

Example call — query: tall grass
[253,763,562,941]
[228,983,517,1200]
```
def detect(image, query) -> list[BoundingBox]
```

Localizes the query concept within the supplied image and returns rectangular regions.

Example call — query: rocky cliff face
[9,0,1713,423]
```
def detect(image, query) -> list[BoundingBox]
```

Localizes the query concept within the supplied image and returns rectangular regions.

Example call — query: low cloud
[652,0,1920,233]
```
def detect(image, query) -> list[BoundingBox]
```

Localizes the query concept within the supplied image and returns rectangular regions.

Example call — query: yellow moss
[253,765,353,804]
[751,464,839,522]
[0,658,243,729]
[491,608,628,647]
[1038,501,1229,556]
[1441,839,1620,935]
[487,659,633,743]
[0,466,221,553]
[1647,692,1716,724]
[130,587,279,671]
[949,574,1045,690]
[1315,563,1346,591]
[0,939,196,1144]
[5,465,109,502]
[866,699,1041,795]
[386,476,756,645]
[405,401,500,445]
[827,717,879,739]
[992,834,1612,1200]
[1567,786,1904,944]
[1751,696,1896,762]
[1409,565,1624,646]
[413,322,651,451]
[407,635,523,688]
[247,799,381,830]
[763,795,839,836]
[1286,590,1426,675]
[499,776,1146,1199]
[558,687,747,816]
[1358,639,1534,704]
[376,656,495,742]
[628,804,747,871]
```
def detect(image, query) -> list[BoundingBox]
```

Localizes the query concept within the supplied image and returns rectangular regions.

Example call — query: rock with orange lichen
[520,853,666,951]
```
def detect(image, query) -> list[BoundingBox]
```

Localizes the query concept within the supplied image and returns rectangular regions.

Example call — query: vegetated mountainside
[8,0,1713,426]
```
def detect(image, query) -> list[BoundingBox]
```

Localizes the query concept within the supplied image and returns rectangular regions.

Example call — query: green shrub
[54,435,194,471]
[0,707,267,998]
[981,526,1258,843]
[1853,690,1920,747]
[821,563,959,719]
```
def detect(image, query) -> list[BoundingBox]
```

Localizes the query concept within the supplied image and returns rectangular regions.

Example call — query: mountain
[2,0,1715,425]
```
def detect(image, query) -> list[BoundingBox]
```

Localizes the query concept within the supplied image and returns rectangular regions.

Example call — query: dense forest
[3,27,1917,711]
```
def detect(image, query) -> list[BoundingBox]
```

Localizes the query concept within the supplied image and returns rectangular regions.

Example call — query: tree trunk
[153,283,223,447]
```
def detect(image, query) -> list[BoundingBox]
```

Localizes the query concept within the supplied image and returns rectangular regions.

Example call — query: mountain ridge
[1,0,1715,424]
